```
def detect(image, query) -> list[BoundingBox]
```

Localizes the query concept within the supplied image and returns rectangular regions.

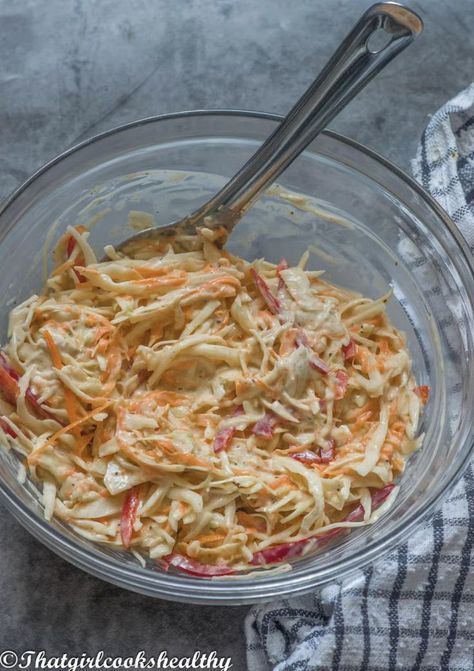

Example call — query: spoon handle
[193,3,422,229]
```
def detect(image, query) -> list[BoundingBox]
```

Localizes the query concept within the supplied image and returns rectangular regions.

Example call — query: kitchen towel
[245,82,474,671]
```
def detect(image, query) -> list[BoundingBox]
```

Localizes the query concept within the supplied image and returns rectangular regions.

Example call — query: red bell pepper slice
[0,362,19,405]
[290,439,336,466]
[213,427,236,454]
[120,486,141,548]
[276,258,288,273]
[343,483,395,523]
[342,338,357,362]
[165,553,236,577]
[137,369,151,385]
[276,257,289,292]
[157,557,170,572]
[308,355,330,376]
[251,537,314,566]
[66,235,77,258]
[0,354,57,421]
[295,330,329,376]
[0,418,16,438]
[253,413,278,439]
[25,389,57,421]
[0,354,19,381]
[371,483,395,507]
[294,330,310,348]
[335,370,348,399]
[250,268,281,315]
[290,450,322,465]
[213,405,244,453]
[250,483,395,566]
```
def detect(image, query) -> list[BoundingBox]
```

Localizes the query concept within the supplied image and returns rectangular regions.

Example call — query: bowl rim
[1,108,474,604]
[3,107,472,262]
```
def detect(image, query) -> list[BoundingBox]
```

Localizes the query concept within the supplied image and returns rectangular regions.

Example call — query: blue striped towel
[245,82,474,671]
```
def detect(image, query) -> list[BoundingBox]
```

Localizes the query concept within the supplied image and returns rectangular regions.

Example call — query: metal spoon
[116,2,422,253]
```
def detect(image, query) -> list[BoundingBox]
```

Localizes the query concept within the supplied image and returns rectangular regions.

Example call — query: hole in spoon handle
[367,28,393,54]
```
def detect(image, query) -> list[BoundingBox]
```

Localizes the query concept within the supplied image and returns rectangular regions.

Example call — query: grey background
[0,0,473,668]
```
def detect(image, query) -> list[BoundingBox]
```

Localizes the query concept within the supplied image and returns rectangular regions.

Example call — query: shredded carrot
[84,313,115,330]
[356,347,370,375]
[269,475,294,490]
[364,315,384,327]
[43,329,83,443]
[351,410,373,431]
[257,310,275,327]
[377,338,392,355]
[131,272,187,288]
[170,452,209,468]
[199,284,237,299]
[390,420,406,438]
[64,387,82,442]
[236,511,266,532]
[195,414,218,429]
[235,379,251,396]
[128,391,188,413]
[95,326,112,343]
[100,348,122,385]
[51,259,76,277]
[134,266,174,278]
[43,329,63,370]
[28,400,113,463]
[200,276,240,290]
[255,378,280,400]
[346,399,379,422]
[322,466,352,477]
[279,328,298,356]
[196,532,226,546]
[281,445,310,455]
[389,398,398,418]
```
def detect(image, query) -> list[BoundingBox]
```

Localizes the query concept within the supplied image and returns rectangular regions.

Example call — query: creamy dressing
[0,225,426,575]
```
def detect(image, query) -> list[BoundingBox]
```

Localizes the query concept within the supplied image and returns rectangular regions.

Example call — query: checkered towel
[245,82,474,671]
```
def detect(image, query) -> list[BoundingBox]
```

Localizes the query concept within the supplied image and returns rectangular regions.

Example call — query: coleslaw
[0,224,428,577]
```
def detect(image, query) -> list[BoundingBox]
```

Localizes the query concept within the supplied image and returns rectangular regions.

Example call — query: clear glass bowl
[1,111,473,605]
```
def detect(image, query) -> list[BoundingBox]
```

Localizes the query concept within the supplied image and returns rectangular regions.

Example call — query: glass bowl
[0,111,473,605]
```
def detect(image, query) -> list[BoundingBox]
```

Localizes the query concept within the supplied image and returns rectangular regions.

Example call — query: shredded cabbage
[0,225,426,574]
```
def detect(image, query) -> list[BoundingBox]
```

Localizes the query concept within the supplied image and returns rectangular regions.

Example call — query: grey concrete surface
[0,0,473,668]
